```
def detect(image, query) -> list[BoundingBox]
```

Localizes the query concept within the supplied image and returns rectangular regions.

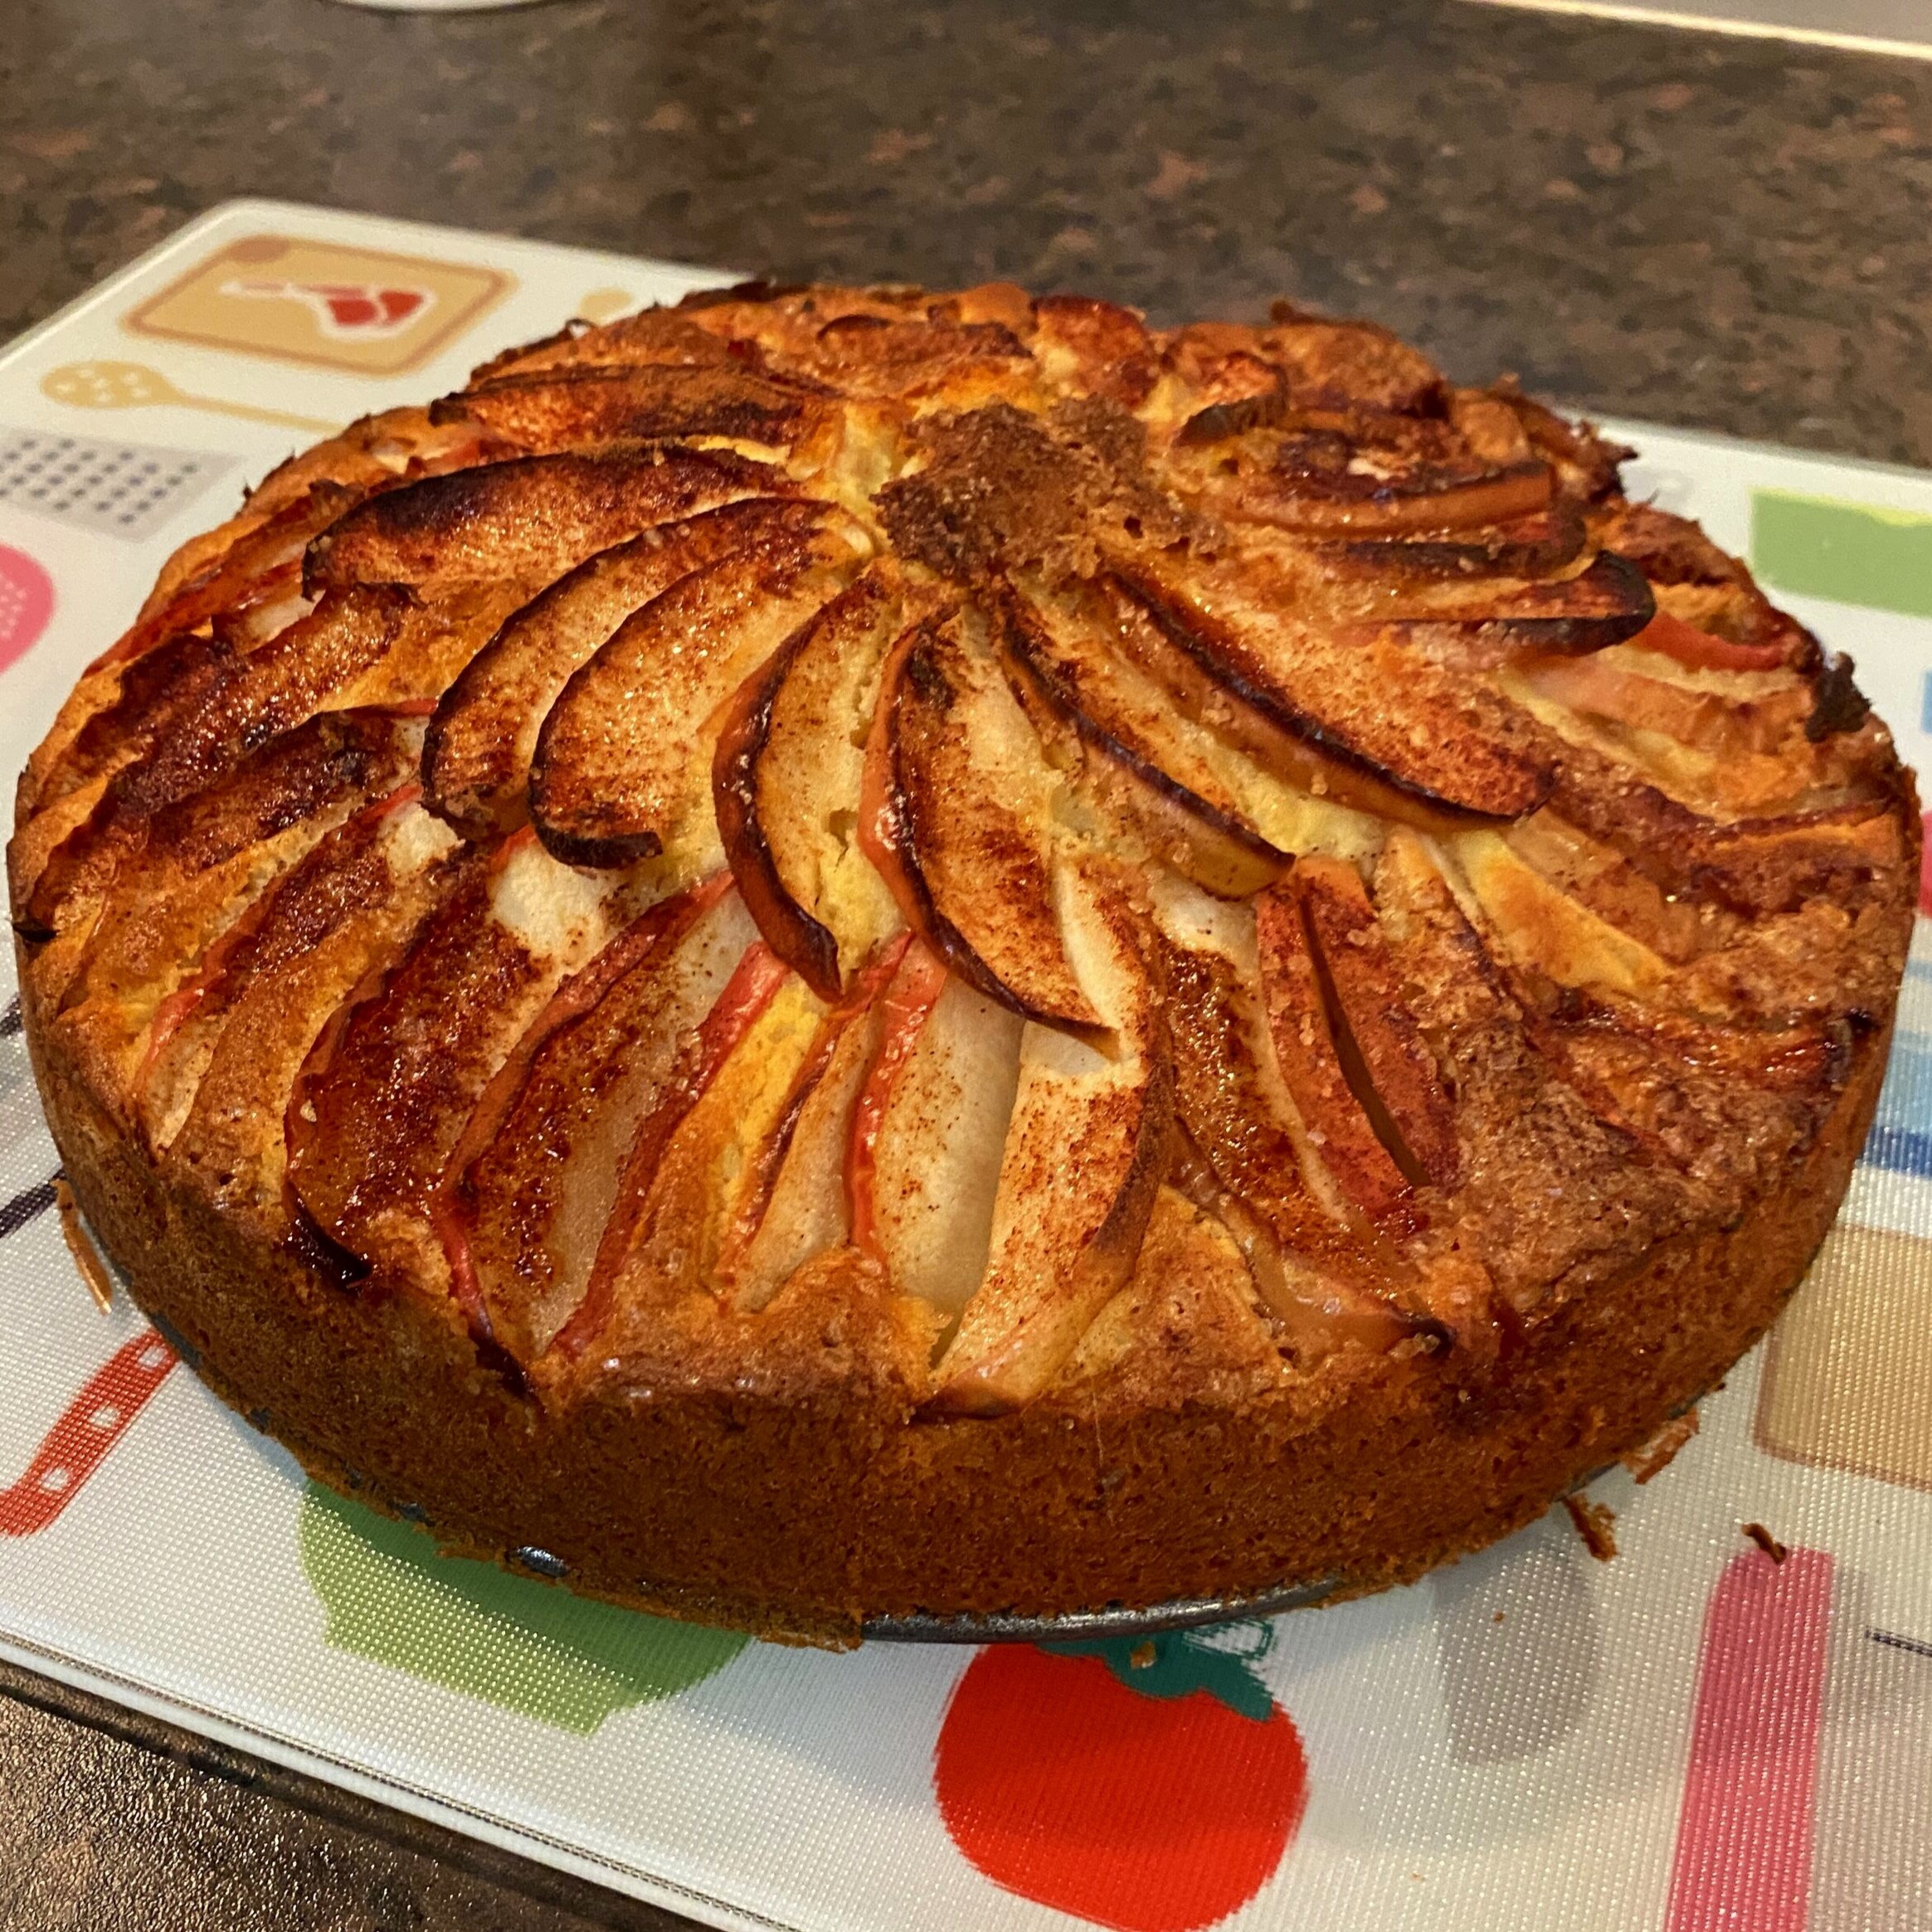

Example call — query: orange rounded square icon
[125,234,513,377]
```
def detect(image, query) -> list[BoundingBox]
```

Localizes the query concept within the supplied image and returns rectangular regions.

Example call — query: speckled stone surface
[4,0,1930,464]
[1,1,1929,1925]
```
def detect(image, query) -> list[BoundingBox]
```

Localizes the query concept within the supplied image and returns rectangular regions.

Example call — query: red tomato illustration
[935,1626,1308,1932]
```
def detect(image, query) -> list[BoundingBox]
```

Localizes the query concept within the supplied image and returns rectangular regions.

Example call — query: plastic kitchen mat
[2,201,1931,1932]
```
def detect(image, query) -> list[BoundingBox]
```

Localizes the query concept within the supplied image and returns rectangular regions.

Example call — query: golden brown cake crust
[11,282,1919,1642]
[27,988,1892,1643]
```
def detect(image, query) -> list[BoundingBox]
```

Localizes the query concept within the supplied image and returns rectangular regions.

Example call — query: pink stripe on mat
[1665,1546,1833,1932]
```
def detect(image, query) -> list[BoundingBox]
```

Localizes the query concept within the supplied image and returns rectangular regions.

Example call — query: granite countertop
[1,0,1927,1925]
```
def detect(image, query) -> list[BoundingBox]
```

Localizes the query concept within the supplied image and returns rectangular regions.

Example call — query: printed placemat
[2,202,1930,1932]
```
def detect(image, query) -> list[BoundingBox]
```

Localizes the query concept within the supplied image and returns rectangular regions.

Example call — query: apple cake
[11,283,1915,1642]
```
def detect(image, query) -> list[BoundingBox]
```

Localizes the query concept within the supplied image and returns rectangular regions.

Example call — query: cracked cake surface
[10,282,1916,1641]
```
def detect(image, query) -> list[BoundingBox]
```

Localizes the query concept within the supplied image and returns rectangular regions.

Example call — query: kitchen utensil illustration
[41,362,339,436]
[124,234,512,375]
[0,1329,176,1536]
[0,423,231,542]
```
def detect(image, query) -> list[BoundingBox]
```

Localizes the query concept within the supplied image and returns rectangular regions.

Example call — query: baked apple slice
[1195,449,1555,538]
[1145,876,1360,1243]
[1544,732,1905,922]
[1450,830,1674,1003]
[77,588,419,839]
[1255,858,1458,1227]
[1253,881,1414,1225]
[1520,646,1811,757]
[995,580,1289,898]
[90,482,358,676]
[715,937,910,1310]
[928,861,1171,1414]
[443,882,757,1359]
[24,629,240,823]
[859,613,1102,1039]
[849,943,1026,1317]
[1327,552,1656,655]
[304,448,783,595]
[436,363,829,455]
[531,505,866,867]
[41,708,425,1063]
[712,568,912,997]
[22,591,424,944]
[285,825,626,1295]
[1503,810,1724,963]
[428,495,804,838]
[1332,500,1588,582]
[143,787,464,1183]
[1145,873,1445,1346]
[1102,553,1552,830]
[548,939,816,1364]
[1029,294,1159,406]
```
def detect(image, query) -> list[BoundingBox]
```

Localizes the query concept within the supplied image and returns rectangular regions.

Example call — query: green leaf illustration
[1044,1623,1277,1723]
[298,1482,748,1735]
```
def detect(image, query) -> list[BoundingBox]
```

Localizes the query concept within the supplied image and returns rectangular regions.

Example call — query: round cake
[10,283,1915,1643]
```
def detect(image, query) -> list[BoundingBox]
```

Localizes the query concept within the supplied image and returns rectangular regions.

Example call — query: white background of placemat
[2,203,1930,1932]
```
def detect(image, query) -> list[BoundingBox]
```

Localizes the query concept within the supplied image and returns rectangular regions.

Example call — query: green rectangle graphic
[1752,490,1932,620]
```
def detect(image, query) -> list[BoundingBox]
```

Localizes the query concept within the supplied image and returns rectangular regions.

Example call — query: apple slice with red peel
[39,561,314,814]
[285,825,625,1296]
[859,614,1103,1039]
[142,788,463,1180]
[1102,556,1552,830]
[1252,881,1415,1226]
[1334,499,1587,582]
[927,862,1171,1414]
[1219,457,1555,538]
[26,631,235,823]
[531,505,864,867]
[304,449,783,596]
[1370,825,1715,1322]
[134,780,423,1124]
[1257,858,1460,1223]
[81,589,418,848]
[713,569,911,997]
[1291,858,1460,1188]
[1093,572,1481,837]
[716,937,909,1311]
[1629,609,1789,674]
[428,497,803,839]
[438,878,744,1357]
[435,363,828,455]
[1144,877,1363,1250]
[1330,552,1656,655]
[91,482,359,676]
[994,582,1289,898]
[549,937,795,1362]
[844,937,950,1267]
[44,709,426,1103]
[853,950,1025,1316]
